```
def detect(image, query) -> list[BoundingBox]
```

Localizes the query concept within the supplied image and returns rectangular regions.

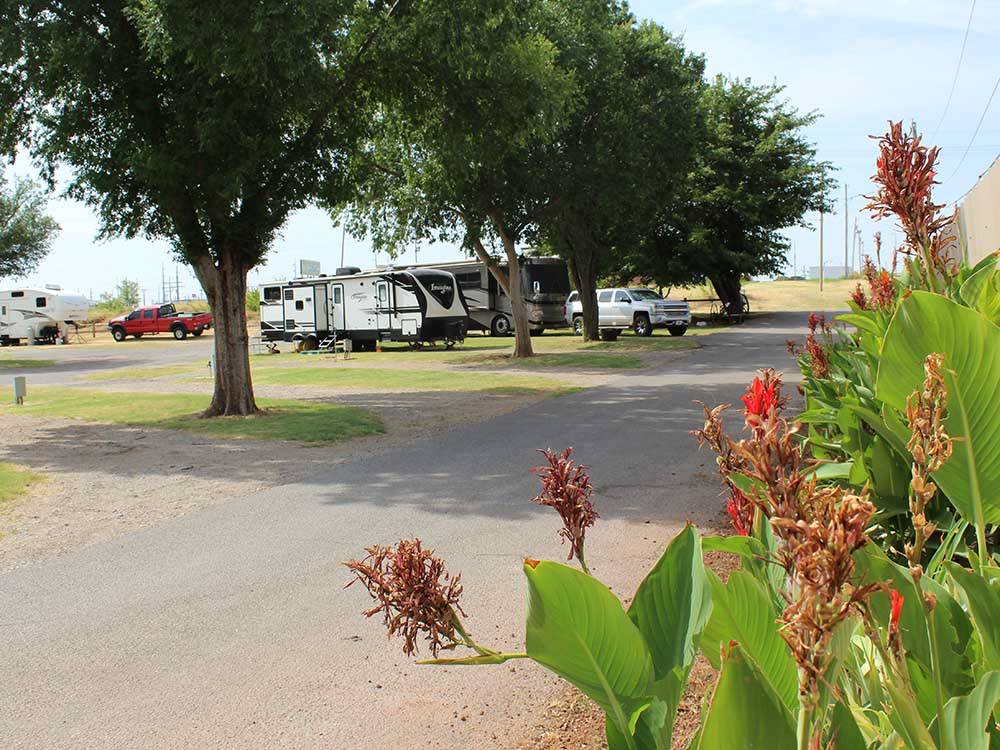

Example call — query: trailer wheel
[111,327,127,342]
[490,315,512,337]
[172,326,187,340]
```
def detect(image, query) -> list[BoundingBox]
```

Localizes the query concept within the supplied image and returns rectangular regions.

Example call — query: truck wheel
[192,328,204,337]
[599,329,620,342]
[490,315,512,337]
[668,324,688,337]
[172,326,187,340]
[572,316,584,336]
[111,327,127,342]
[633,314,652,337]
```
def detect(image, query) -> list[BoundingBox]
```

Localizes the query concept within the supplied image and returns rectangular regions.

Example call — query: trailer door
[328,284,345,332]
[284,286,317,335]
[374,280,391,330]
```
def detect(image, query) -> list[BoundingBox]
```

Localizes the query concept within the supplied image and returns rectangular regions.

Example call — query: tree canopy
[0,173,59,280]
[616,75,832,312]
[0,0,400,413]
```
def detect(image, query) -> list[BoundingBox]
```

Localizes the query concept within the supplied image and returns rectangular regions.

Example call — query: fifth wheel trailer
[258,267,468,350]
[401,256,571,335]
[0,286,91,345]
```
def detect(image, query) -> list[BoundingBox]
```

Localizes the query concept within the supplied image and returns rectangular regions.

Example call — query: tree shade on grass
[249,367,576,392]
[0,359,56,369]
[2,389,384,444]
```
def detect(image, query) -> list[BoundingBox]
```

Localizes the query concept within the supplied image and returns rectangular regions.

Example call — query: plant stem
[975,522,990,576]
[796,701,815,750]
[576,546,592,577]
[911,576,948,750]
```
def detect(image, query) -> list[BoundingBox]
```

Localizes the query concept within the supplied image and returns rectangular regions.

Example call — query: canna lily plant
[347,367,1000,749]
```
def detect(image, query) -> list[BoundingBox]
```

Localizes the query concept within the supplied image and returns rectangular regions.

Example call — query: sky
[10,0,1000,299]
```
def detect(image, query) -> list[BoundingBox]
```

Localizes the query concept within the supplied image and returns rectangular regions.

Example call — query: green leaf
[524,560,653,742]
[855,545,975,699]
[946,563,1000,672]
[839,311,885,335]
[628,525,712,680]
[694,643,795,750]
[884,675,938,750]
[808,460,854,480]
[623,525,712,749]
[938,671,1000,750]
[830,698,869,750]
[700,570,798,711]
[875,291,1000,525]
[959,261,1000,324]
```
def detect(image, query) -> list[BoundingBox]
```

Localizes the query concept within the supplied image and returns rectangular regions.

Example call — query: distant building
[808,265,850,280]
[958,153,1000,266]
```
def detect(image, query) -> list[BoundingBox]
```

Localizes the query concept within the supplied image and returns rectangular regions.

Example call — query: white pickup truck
[565,287,691,339]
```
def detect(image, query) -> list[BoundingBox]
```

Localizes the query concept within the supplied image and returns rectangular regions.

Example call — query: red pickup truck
[108,303,213,342]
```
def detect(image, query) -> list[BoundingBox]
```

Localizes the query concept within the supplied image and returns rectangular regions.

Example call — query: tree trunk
[488,212,533,359]
[194,249,259,417]
[709,271,745,320]
[567,255,599,341]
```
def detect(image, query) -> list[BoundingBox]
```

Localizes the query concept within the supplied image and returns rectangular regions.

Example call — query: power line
[945,72,1000,184]
[932,0,977,139]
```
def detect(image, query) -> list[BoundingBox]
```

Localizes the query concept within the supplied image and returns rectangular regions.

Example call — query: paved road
[2,313,808,749]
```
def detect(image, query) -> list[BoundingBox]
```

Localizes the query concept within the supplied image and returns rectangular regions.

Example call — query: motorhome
[258,267,468,350]
[0,286,91,345]
[404,256,571,335]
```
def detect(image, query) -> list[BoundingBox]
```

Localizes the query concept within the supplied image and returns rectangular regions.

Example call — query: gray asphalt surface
[2,312,808,749]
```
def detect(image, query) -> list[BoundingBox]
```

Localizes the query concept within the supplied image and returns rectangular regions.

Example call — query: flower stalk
[532,448,598,575]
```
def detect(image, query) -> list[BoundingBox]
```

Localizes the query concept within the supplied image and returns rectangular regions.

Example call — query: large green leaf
[700,569,798,711]
[946,563,1000,673]
[938,671,1000,750]
[619,525,712,750]
[875,291,1000,525]
[524,560,653,742]
[694,643,795,750]
[960,260,1000,324]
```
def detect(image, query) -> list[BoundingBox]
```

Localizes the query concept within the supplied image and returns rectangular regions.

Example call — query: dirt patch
[0,390,552,572]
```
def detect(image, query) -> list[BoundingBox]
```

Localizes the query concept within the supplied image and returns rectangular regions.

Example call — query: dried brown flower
[532,448,598,572]
[805,313,832,379]
[345,539,465,657]
[904,353,953,565]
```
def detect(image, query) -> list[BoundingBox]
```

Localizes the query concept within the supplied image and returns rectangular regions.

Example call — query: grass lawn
[743,278,856,312]
[467,351,644,369]
[85,364,207,381]
[250,366,577,393]
[0,462,44,508]
[0,359,57,369]
[1,389,384,443]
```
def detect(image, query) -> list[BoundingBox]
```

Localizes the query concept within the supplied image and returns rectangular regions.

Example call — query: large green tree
[617,75,831,314]
[0,0,401,414]
[346,0,575,358]
[536,10,703,340]
[0,173,59,280]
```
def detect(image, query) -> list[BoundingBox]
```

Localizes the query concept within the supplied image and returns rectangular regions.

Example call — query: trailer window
[35,297,47,307]
[455,271,481,290]
[598,291,612,303]
[377,284,388,304]
[525,264,570,295]
[295,300,304,311]
[263,287,281,302]
[284,289,293,301]
[1,306,5,315]
[332,287,342,304]
[10,291,23,298]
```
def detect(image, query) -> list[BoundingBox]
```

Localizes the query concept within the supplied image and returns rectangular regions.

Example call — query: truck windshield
[629,289,662,300]
[524,264,570,295]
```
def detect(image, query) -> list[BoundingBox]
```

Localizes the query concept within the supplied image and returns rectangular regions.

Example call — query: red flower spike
[889,589,904,635]
[532,448,598,563]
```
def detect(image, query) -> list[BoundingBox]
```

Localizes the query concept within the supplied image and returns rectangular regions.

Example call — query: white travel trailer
[404,256,571,335]
[258,267,468,350]
[0,286,91,345]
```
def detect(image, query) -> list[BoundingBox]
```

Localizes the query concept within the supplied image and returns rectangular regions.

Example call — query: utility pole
[340,224,347,269]
[414,240,419,265]
[843,184,849,278]
[851,218,858,272]
[175,265,181,301]
[819,171,825,290]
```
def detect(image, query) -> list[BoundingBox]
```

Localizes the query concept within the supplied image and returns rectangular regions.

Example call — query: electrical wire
[932,0,977,139]
[945,72,1000,184]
